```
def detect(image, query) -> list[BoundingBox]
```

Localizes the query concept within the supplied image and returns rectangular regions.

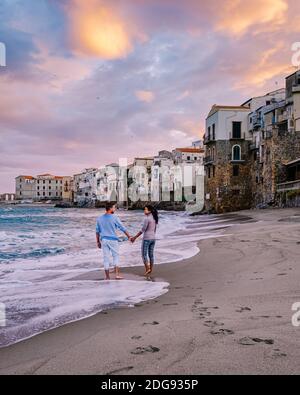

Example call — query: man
[96,202,132,280]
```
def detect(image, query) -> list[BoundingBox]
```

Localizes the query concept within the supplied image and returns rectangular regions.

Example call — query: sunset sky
[0,0,300,193]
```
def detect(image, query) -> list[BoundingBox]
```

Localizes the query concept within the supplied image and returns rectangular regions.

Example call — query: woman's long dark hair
[145,205,159,224]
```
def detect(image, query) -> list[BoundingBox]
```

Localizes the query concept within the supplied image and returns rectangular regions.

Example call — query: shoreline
[0,207,300,374]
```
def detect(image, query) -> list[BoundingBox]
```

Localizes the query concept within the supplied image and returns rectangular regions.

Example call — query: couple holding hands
[96,202,158,280]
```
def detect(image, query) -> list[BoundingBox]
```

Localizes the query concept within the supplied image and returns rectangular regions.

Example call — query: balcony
[277,179,300,193]
[252,115,263,129]
[229,132,246,140]
[204,156,214,165]
[204,135,215,144]
[249,143,259,151]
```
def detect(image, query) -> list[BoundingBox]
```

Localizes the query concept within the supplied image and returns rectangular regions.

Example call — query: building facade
[15,174,73,201]
[204,105,252,213]
[0,193,15,202]
[204,73,300,213]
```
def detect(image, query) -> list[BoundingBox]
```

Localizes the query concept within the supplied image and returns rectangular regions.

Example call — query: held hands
[97,241,101,249]
[130,236,136,243]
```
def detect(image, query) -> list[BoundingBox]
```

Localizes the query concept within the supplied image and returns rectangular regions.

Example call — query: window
[208,167,211,178]
[208,126,211,140]
[187,156,191,160]
[233,165,239,177]
[56,192,58,196]
[250,117,252,124]
[212,124,215,140]
[49,192,52,196]
[212,166,215,177]
[232,145,241,161]
[37,192,40,196]
[232,122,242,139]
[43,180,45,184]
[49,186,51,190]
[212,147,215,160]
[43,186,45,190]
[37,186,40,190]
[20,191,22,195]
[194,157,197,161]
[43,192,45,196]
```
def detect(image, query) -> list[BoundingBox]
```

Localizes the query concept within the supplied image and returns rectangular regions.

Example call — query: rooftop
[16,175,35,179]
[207,105,250,118]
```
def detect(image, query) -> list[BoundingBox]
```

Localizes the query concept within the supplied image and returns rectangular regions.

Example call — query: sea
[0,205,232,347]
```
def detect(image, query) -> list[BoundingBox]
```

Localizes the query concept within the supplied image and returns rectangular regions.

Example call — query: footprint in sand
[210,329,234,336]
[131,345,160,355]
[271,349,287,358]
[143,321,159,326]
[163,303,178,306]
[204,320,224,328]
[238,337,274,346]
[236,307,252,313]
[131,335,142,340]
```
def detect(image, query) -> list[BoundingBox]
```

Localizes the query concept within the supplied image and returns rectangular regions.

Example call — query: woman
[131,205,158,275]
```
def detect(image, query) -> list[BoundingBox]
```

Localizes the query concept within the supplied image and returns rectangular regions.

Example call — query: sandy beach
[0,208,300,375]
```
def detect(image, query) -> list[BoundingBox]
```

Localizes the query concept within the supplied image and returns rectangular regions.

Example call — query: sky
[0,0,300,193]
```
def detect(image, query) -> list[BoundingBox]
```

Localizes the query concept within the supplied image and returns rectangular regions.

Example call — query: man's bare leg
[105,269,110,280]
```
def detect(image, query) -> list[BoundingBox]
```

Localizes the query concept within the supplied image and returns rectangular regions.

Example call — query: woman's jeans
[142,240,156,265]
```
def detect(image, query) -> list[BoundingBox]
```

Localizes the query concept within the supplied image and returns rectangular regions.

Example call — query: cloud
[215,0,288,36]
[1,0,300,193]
[65,0,145,60]
[135,90,155,103]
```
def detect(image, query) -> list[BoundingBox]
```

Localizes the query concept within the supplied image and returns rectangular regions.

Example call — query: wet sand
[0,208,300,375]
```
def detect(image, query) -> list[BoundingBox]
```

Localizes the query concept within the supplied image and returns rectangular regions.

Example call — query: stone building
[204,72,300,213]
[277,158,300,207]
[73,168,98,205]
[248,74,300,207]
[15,175,36,201]
[204,105,252,213]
